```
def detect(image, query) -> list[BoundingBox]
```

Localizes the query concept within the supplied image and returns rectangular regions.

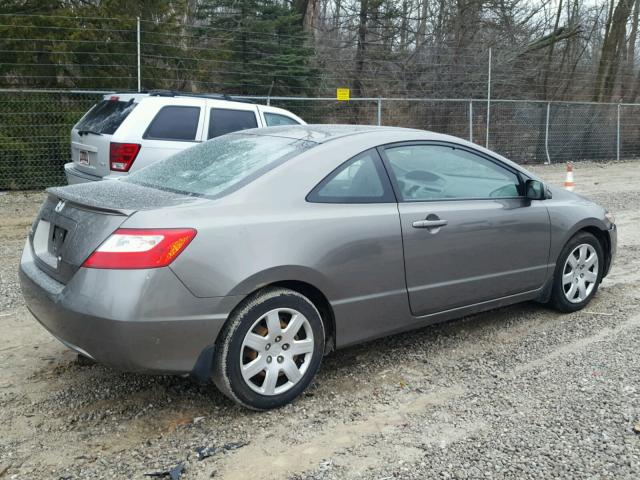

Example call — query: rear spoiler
[46,187,135,216]
[46,180,199,215]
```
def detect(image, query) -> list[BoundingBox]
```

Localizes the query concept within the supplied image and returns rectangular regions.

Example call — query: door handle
[412,219,448,229]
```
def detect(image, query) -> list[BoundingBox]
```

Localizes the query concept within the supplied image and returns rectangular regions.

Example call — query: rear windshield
[124,133,316,197]
[75,99,136,135]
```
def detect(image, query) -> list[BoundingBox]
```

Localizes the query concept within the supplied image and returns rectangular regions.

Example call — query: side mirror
[525,179,548,200]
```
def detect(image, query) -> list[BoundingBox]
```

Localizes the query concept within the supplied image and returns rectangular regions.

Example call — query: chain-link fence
[0,91,102,189]
[1,91,638,190]
[2,13,640,190]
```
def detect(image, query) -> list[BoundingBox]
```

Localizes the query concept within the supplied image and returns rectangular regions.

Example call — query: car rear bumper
[64,162,102,184]
[19,242,242,376]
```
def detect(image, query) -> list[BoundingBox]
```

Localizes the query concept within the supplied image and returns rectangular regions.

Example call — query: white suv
[64,92,305,184]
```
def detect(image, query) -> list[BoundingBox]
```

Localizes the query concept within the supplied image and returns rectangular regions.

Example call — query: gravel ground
[0,161,639,479]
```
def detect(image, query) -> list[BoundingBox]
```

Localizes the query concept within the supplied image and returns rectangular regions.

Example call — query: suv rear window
[75,99,136,135]
[208,108,258,139]
[144,106,201,141]
[125,133,315,197]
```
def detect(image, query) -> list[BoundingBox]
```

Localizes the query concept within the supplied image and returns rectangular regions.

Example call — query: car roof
[101,92,305,122]
[105,91,255,105]
[237,124,429,144]
[238,124,529,175]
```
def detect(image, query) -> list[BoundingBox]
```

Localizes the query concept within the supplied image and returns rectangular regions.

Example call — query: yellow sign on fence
[336,88,350,101]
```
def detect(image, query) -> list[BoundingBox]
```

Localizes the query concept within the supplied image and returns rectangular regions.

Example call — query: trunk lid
[71,134,113,179]
[30,180,199,284]
[71,98,138,178]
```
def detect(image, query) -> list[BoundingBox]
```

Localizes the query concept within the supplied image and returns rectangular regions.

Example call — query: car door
[133,98,206,171]
[380,142,551,317]
[305,148,407,345]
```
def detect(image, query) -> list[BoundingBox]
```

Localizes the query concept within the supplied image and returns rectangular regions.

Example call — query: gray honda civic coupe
[20,125,617,409]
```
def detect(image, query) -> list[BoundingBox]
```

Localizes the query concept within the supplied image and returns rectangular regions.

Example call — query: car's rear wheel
[550,231,603,312]
[212,287,325,410]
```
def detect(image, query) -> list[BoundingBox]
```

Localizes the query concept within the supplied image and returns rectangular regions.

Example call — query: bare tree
[593,0,635,101]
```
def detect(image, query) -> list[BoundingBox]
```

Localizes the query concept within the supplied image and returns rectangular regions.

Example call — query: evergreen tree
[195,0,319,95]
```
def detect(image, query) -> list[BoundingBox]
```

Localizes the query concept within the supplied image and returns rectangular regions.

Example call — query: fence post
[485,48,491,148]
[545,102,551,164]
[469,100,473,142]
[377,98,382,126]
[136,17,141,92]
[617,103,621,161]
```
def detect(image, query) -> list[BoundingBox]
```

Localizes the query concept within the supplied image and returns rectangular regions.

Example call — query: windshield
[76,99,137,135]
[124,133,316,197]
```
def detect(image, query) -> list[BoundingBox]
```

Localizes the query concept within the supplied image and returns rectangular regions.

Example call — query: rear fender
[226,265,334,299]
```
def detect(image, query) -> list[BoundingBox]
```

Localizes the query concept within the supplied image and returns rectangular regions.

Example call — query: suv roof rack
[107,90,255,104]
[144,90,255,104]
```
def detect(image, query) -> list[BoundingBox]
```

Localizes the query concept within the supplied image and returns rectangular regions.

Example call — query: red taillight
[110,142,141,172]
[83,228,197,269]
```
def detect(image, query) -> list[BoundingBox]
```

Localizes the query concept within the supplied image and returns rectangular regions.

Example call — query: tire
[550,231,604,313]
[212,287,325,410]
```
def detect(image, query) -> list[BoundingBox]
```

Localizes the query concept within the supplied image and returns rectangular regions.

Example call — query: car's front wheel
[212,287,325,410]
[550,231,604,312]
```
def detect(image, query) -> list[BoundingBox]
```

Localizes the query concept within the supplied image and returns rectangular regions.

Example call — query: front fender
[549,215,612,273]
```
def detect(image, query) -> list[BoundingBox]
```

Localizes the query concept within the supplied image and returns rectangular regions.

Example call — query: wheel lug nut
[277,355,284,363]
[266,356,272,363]
[265,343,271,351]
[282,343,289,351]
[275,336,282,343]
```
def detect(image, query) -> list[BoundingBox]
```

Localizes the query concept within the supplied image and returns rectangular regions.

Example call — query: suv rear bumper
[19,242,242,375]
[64,162,102,184]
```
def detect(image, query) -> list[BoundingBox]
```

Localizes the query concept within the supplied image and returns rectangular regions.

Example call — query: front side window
[307,149,394,203]
[125,133,315,197]
[384,145,521,201]
[144,106,200,141]
[265,112,300,127]
[208,108,258,139]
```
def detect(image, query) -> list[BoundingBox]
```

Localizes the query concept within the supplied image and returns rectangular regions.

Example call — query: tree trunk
[541,0,563,100]
[621,0,639,100]
[416,0,429,44]
[354,0,369,98]
[400,0,408,50]
[593,0,634,102]
[294,0,318,34]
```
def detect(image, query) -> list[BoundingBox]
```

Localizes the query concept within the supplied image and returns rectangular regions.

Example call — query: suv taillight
[110,142,141,172]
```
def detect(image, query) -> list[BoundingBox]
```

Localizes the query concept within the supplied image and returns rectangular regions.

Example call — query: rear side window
[307,149,395,203]
[76,99,136,135]
[144,106,201,141]
[209,108,258,139]
[264,112,299,126]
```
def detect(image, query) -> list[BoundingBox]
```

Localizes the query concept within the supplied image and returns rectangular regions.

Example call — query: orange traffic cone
[564,163,575,191]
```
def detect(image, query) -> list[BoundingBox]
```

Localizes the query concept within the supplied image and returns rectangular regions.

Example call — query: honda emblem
[54,200,65,213]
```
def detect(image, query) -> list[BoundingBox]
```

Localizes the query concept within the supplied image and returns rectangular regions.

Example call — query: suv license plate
[79,150,89,165]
